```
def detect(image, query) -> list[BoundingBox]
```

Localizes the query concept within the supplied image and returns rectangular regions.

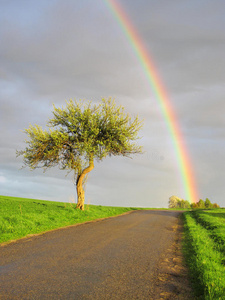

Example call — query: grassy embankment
[0,195,144,244]
[183,209,225,299]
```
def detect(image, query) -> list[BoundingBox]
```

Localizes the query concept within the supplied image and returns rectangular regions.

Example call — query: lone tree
[17,98,143,210]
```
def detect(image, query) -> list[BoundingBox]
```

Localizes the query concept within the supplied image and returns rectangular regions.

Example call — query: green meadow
[0,195,138,244]
[183,209,225,299]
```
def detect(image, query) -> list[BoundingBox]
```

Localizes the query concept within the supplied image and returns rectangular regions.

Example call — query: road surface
[0,210,186,299]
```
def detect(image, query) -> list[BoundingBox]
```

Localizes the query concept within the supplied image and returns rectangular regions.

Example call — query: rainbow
[104,0,199,203]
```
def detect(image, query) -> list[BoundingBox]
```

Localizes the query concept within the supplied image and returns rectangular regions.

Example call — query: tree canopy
[190,198,220,209]
[18,98,144,209]
[168,196,220,209]
[168,195,190,209]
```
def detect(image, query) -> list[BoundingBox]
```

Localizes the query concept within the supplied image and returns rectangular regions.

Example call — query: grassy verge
[182,209,225,299]
[0,195,139,244]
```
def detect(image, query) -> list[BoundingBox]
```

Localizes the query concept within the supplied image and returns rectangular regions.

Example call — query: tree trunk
[76,155,94,210]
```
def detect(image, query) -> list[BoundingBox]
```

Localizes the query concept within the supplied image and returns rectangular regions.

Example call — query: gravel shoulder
[151,214,195,299]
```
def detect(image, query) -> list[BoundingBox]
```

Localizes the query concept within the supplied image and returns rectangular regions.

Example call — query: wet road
[0,210,183,299]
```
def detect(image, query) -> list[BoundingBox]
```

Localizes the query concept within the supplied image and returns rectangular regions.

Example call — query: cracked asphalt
[0,210,184,299]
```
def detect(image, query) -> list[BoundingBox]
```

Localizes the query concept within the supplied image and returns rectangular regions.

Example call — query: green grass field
[0,195,140,244]
[183,209,225,299]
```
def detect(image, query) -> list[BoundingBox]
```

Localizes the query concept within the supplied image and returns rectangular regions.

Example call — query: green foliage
[17,98,143,177]
[198,199,205,208]
[0,195,136,244]
[179,199,191,208]
[190,198,219,210]
[168,195,190,208]
[182,209,225,299]
[190,202,198,209]
[205,198,212,208]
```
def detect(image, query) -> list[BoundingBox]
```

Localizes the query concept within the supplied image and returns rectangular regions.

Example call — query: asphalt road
[0,210,183,299]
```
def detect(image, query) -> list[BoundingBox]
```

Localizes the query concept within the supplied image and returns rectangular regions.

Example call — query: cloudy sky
[1,0,224,208]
